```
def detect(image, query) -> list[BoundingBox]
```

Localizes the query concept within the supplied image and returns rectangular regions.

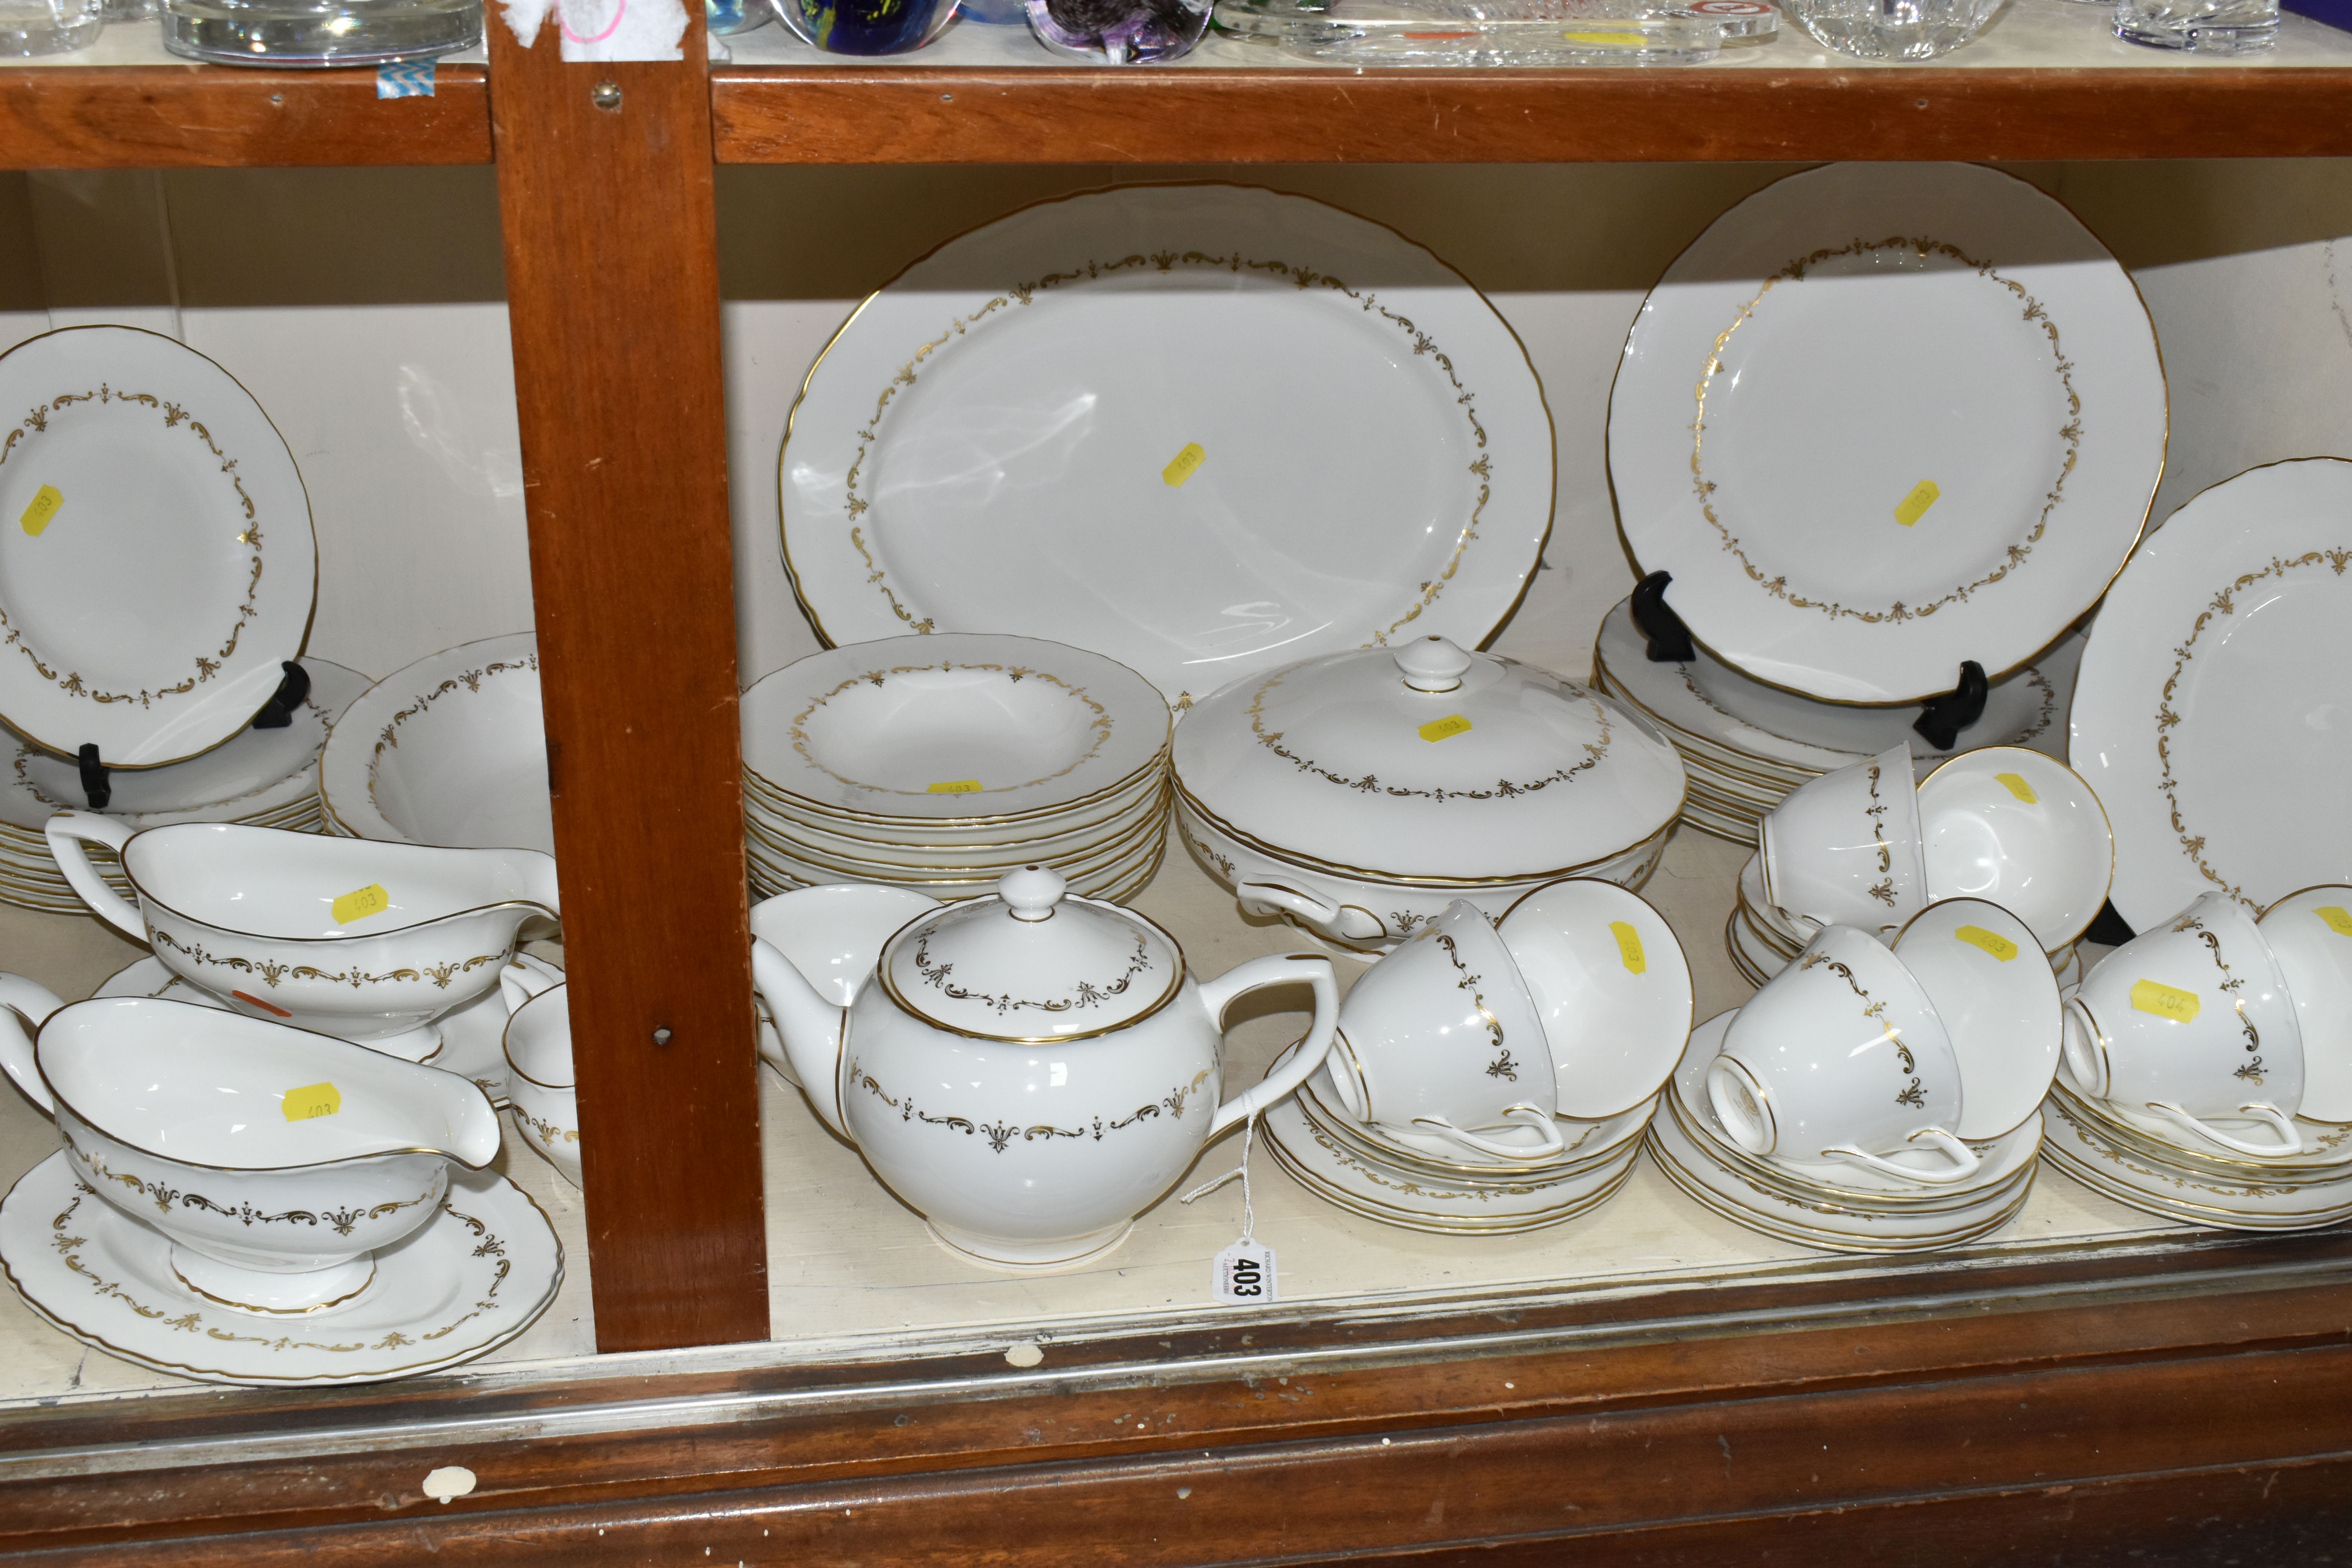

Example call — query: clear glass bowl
[2112,0,2276,51]
[1208,0,1773,64]
[2,0,102,54]
[1777,0,2001,59]
[707,0,773,32]
[161,0,479,64]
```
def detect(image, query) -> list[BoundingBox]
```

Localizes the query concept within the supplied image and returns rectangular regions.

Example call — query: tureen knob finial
[1000,864,1067,922]
[1394,635,1473,693]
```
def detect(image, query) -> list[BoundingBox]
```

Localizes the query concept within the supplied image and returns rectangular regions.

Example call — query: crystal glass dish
[1208,0,1773,64]
[161,0,479,64]
[1775,0,2001,58]
[1,0,102,54]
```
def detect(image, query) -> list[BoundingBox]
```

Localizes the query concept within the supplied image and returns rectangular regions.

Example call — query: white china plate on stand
[1609,163,2163,704]
[0,327,319,766]
[0,1155,560,1386]
[779,184,1554,708]
[2069,458,2352,933]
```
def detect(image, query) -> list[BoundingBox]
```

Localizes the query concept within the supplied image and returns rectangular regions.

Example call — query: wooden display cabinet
[4,12,2352,1561]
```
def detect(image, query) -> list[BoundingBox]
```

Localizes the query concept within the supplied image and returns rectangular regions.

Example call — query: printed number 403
[1228,1256,1263,1296]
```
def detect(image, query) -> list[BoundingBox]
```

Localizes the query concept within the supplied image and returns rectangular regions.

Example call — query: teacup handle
[1822,1126,1983,1186]
[44,811,143,940]
[1235,882,1388,946]
[0,973,65,1117]
[1204,954,1339,1136]
[2144,1100,2303,1158]
[1410,1105,1568,1163]
[501,953,566,1014]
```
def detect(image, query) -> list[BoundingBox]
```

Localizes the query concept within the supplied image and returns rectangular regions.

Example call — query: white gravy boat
[0,980,500,1315]
[49,813,560,1060]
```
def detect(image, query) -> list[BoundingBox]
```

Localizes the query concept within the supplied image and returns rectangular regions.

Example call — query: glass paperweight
[2,0,102,53]
[1208,0,1773,64]
[161,0,479,63]
[1775,0,2000,57]
[1028,0,1209,58]
[2113,0,2276,49]
[708,0,772,32]
[768,0,958,51]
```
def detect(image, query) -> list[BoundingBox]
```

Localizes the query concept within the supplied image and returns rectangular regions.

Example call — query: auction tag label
[926,779,984,794]
[1956,924,2019,962]
[1893,479,1942,527]
[2130,978,2201,1023]
[2316,906,2352,939]
[1162,443,1207,488]
[1610,920,1647,975]
[1994,772,2038,803]
[1213,1238,1278,1304]
[282,1082,343,1122]
[1418,714,1474,744]
[331,883,392,924]
[18,485,62,537]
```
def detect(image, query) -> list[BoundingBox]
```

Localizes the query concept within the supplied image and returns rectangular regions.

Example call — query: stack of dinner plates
[1592,595,2082,846]
[741,634,1173,904]
[1646,1012,2043,1253]
[1260,1045,1653,1235]
[2040,1080,2352,1232]
[0,659,368,915]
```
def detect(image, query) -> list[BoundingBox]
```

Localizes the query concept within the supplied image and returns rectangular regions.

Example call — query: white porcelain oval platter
[778,183,1554,709]
[1609,162,2164,705]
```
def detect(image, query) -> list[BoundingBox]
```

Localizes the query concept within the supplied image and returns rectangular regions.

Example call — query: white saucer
[0,1153,560,1386]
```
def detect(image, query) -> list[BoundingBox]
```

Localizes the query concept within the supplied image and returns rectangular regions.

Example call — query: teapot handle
[0,974,66,1117]
[44,812,144,940]
[1203,954,1338,1137]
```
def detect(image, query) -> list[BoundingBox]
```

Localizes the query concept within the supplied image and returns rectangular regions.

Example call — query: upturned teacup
[1710,924,1980,1183]
[1495,877,1693,1120]
[1760,745,1926,938]
[1916,746,2113,954]
[2063,892,2305,1156]
[1320,900,1564,1160]
[2259,886,2352,1124]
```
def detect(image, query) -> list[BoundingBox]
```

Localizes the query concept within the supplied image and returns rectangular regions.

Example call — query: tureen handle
[0,973,65,1117]
[44,812,145,940]
[1235,882,1388,945]
[1202,954,1338,1137]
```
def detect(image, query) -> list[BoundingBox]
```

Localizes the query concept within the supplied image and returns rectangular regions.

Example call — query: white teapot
[752,866,1338,1270]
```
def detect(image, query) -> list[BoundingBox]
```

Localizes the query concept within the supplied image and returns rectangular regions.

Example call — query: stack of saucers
[1262,1043,1653,1234]
[1650,1011,2045,1253]
[0,659,368,915]
[2040,1081,2352,1231]
[1728,850,2083,991]
[741,635,1172,903]
[1590,596,2083,845]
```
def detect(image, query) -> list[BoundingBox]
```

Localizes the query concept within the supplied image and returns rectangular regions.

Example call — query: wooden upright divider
[487,13,768,1353]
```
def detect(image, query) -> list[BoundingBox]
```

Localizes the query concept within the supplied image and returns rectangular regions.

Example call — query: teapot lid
[877,866,1185,1042]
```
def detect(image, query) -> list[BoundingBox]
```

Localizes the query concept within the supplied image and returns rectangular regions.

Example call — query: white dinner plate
[1609,163,2164,704]
[2070,459,2352,932]
[0,327,318,766]
[779,184,1553,708]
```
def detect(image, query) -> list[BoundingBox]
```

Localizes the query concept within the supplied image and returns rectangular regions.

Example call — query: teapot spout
[751,936,849,1137]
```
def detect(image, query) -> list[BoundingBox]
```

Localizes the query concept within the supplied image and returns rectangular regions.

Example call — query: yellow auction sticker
[282,1082,343,1122]
[1955,924,2019,962]
[2316,905,2352,939]
[1162,443,1207,488]
[1893,479,1942,528]
[18,485,62,537]
[927,779,984,794]
[1418,714,1474,744]
[1609,920,1646,975]
[1994,772,2038,804]
[2129,978,2201,1023]
[331,883,392,924]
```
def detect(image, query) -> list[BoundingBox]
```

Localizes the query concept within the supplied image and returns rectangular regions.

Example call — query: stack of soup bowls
[1740,743,2111,989]
[0,658,368,915]
[2038,887,2352,1230]
[741,634,1171,903]
[1261,878,1695,1232]
[1177,635,1686,955]
[1589,594,2083,845]
[1649,898,2061,1252]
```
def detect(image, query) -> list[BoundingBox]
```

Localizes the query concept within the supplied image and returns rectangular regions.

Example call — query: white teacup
[49,813,560,1060]
[1893,898,2061,1140]
[0,986,499,1314]
[1320,899,1563,1160]
[502,981,580,1190]
[2063,892,2305,1156]
[1709,924,1980,1184]
[1760,745,1926,938]
[1917,746,2113,954]
[1496,877,1692,1120]
[2259,886,2352,1123]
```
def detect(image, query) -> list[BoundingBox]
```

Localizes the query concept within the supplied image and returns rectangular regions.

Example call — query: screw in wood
[652,1026,673,1046]
[593,80,623,111]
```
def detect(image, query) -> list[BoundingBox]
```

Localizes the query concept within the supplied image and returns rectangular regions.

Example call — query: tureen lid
[878,866,1185,1041]
[1172,637,1685,881]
